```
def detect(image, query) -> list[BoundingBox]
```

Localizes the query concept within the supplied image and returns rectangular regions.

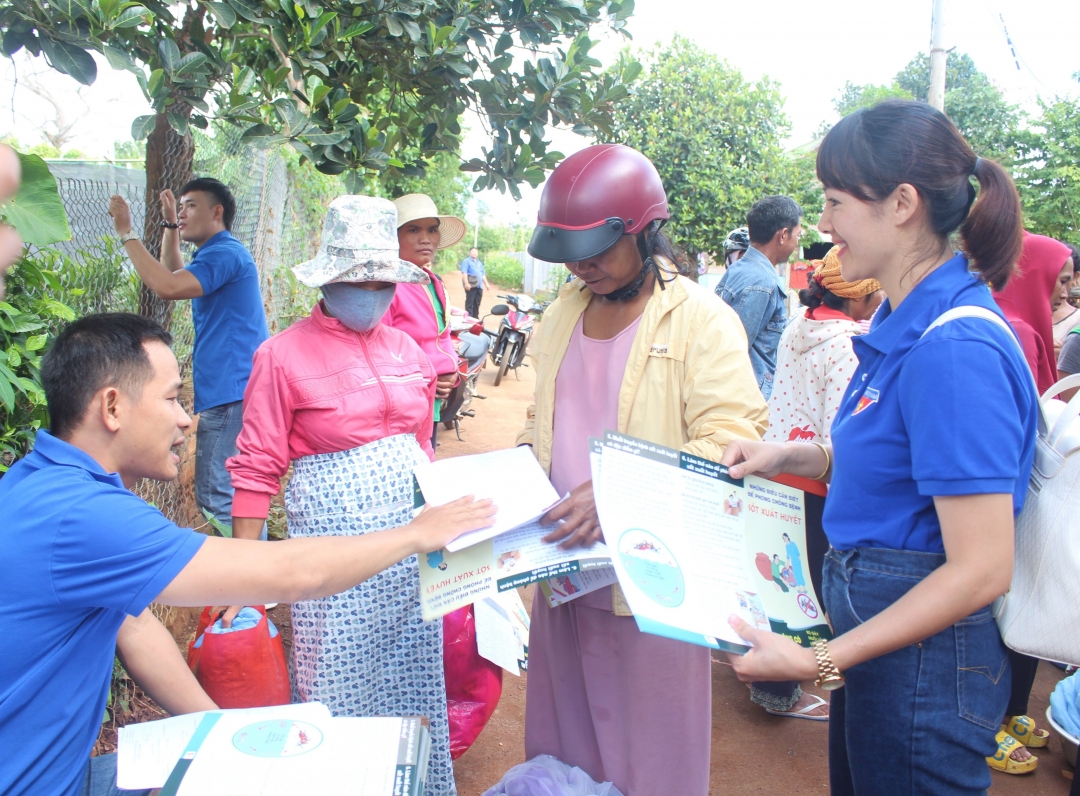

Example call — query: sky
[1,0,1077,226]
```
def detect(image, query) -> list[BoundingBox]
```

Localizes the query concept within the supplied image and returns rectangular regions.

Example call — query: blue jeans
[80,754,152,796]
[196,400,267,540]
[824,547,1010,796]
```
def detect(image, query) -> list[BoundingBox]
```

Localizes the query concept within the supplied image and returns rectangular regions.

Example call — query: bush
[0,252,76,470]
[484,253,525,290]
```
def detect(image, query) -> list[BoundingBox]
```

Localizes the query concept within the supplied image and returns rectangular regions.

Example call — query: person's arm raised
[109,195,203,301]
[157,496,495,607]
[116,608,218,715]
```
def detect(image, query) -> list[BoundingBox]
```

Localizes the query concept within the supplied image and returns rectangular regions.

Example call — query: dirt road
[438,278,1074,795]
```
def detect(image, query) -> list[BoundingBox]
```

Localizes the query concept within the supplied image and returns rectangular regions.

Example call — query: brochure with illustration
[417,515,613,620]
[159,709,429,796]
[593,431,832,653]
[474,590,531,675]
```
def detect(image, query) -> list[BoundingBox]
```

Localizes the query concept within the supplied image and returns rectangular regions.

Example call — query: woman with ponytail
[721,100,1038,794]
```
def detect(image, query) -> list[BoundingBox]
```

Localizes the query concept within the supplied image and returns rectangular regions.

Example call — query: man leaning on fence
[108,179,269,533]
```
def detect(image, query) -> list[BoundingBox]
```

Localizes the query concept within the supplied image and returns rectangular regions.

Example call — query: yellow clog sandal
[987,730,1039,775]
[1002,714,1050,748]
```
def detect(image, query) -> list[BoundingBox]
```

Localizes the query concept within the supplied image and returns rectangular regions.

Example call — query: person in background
[716,196,803,399]
[108,180,269,534]
[0,312,491,796]
[383,193,468,449]
[518,143,768,796]
[722,99,1036,795]
[724,226,750,266]
[988,231,1073,774]
[767,246,884,445]
[226,196,464,796]
[0,144,22,296]
[744,247,883,724]
[460,245,490,318]
[1052,243,1080,354]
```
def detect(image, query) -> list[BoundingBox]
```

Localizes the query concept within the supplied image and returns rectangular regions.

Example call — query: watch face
[821,678,845,691]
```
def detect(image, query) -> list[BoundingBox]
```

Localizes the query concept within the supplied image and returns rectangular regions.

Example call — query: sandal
[764,693,829,721]
[987,730,1038,775]
[1002,714,1050,748]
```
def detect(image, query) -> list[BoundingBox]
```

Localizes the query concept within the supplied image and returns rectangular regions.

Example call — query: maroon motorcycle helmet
[528,144,669,264]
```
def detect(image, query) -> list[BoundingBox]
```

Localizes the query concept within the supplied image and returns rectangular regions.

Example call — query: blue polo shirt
[0,431,205,796]
[825,255,1037,553]
[185,230,268,413]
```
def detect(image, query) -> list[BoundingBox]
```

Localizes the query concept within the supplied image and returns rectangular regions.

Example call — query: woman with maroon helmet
[515,144,768,794]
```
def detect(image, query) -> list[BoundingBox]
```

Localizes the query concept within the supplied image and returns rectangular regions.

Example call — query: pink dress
[525,315,712,795]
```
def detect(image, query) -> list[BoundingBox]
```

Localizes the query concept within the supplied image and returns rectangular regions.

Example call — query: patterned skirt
[286,434,455,796]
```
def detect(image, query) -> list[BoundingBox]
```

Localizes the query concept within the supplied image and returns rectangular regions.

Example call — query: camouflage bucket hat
[292,195,430,288]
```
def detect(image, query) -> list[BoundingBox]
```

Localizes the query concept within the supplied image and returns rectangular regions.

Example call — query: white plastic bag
[483,755,624,796]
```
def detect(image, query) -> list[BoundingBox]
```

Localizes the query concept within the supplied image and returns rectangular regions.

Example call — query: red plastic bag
[444,605,503,759]
[187,606,291,709]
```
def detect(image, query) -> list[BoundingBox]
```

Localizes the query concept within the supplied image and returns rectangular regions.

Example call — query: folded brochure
[593,432,832,653]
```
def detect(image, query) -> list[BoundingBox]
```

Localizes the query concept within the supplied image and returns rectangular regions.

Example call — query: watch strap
[812,640,844,689]
[118,229,140,244]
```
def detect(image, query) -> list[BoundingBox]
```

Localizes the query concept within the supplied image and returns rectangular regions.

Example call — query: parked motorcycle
[488,294,549,387]
[442,305,507,439]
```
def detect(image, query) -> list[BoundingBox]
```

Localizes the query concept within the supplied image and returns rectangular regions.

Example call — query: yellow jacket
[516,270,769,470]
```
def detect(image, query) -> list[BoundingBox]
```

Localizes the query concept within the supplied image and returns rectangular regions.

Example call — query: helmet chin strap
[602,257,656,301]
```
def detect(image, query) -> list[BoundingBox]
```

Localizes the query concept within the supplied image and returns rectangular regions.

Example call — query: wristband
[161,221,179,229]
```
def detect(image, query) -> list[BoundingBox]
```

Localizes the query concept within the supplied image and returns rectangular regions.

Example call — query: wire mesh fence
[31,124,333,528]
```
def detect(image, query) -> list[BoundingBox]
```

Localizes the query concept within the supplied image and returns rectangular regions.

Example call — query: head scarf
[813,246,881,299]
[993,232,1072,393]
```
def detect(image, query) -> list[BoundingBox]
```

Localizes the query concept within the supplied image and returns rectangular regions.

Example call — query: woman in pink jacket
[384,193,467,448]
[227,196,459,796]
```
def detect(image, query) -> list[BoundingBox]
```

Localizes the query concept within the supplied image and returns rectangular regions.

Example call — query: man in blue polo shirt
[109,179,268,532]
[0,313,494,796]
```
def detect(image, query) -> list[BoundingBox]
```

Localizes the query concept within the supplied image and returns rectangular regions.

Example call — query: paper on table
[413,446,560,552]
[474,591,530,675]
[118,702,332,790]
[174,713,405,796]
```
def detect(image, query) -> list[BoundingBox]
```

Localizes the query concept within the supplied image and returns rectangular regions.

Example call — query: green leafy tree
[0,153,75,470]
[382,150,469,220]
[830,81,912,117]
[1014,98,1080,242]
[894,52,1021,161]
[0,0,639,192]
[609,36,797,257]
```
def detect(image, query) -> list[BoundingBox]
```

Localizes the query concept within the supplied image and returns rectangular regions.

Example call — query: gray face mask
[320,282,396,333]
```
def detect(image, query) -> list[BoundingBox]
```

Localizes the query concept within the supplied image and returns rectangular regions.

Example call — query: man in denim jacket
[716,196,802,399]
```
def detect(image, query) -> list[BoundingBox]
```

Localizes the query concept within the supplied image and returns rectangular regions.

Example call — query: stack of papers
[592,432,833,652]
[413,447,613,621]
[119,703,429,796]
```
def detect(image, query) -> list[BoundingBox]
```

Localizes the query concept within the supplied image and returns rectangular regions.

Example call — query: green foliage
[483,252,525,290]
[2,0,641,194]
[113,139,147,162]
[1014,98,1080,242]
[381,150,469,221]
[1,153,72,247]
[0,253,76,471]
[437,219,531,275]
[831,81,913,117]
[609,36,799,256]
[895,52,1022,162]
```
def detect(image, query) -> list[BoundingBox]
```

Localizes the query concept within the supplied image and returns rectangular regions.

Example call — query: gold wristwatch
[118,229,140,244]
[812,640,845,690]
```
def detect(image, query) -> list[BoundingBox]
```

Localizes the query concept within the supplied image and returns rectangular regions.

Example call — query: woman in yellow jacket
[517,144,768,796]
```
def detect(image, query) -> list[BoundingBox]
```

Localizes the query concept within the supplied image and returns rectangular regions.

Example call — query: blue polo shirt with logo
[0,431,205,796]
[185,230,268,413]
[825,255,1037,554]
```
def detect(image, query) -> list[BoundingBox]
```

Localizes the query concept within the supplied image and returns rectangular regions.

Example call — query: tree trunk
[139,114,195,326]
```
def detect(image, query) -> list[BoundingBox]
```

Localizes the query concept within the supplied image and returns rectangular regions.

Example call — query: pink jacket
[383,269,459,377]
[227,302,437,518]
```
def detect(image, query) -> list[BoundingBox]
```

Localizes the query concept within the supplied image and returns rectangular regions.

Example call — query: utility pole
[928,0,947,111]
